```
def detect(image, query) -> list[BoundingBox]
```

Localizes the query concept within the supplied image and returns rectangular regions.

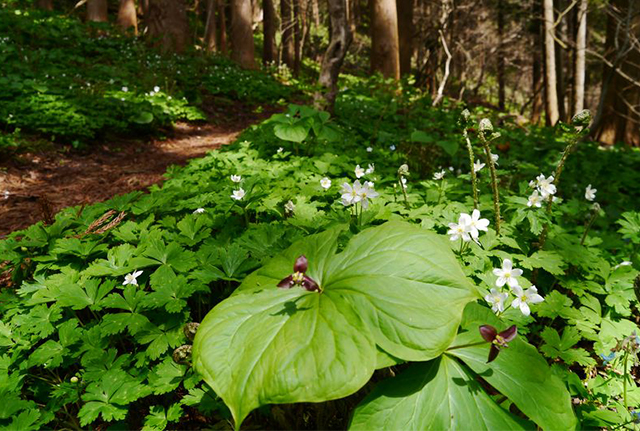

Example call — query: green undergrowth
[1,77,640,429]
[0,8,291,149]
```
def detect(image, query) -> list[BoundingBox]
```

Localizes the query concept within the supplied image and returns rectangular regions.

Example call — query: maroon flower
[278,255,321,292]
[479,324,517,363]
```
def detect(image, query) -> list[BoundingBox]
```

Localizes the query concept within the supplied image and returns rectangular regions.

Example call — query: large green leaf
[193,222,479,428]
[447,303,577,431]
[274,122,310,143]
[349,356,531,430]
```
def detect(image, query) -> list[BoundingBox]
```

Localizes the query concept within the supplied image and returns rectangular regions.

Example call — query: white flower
[473,160,485,173]
[285,200,295,213]
[491,154,499,165]
[193,208,205,214]
[366,147,373,153]
[153,86,160,92]
[448,215,471,242]
[320,177,332,189]
[511,285,544,316]
[614,261,633,269]
[492,259,523,288]
[123,270,143,286]
[585,184,596,201]
[448,166,454,172]
[462,209,490,239]
[355,165,366,178]
[359,181,379,209]
[277,147,283,153]
[433,170,446,180]
[389,145,396,151]
[400,177,407,189]
[536,174,556,197]
[341,181,362,206]
[527,190,543,208]
[230,175,242,183]
[122,86,128,92]
[231,188,245,200]
[366,163,375,174]
[485,288,509,313]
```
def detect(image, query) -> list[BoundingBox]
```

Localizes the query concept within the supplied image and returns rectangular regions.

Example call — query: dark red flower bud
[479,324,517,363]
[277,255,321,292]
[294,255,308,273]
[277,275,295,289]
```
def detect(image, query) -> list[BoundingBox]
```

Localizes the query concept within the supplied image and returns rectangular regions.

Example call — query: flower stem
[398,174,409,209]
[437,179,446,205]
[479,134,501,235]
[580,207,599,246]
[446,340,487,351]
[463,128,479,209]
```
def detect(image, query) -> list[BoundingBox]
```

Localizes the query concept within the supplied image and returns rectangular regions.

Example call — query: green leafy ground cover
[2,11,640,431]
[0,8,291,148]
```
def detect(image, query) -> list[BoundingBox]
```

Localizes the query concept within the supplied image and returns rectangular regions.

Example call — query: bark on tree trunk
[204,0,218,52]
[497,0,505,110]
[87,0,108,22]
[36,0,53,10]
[293,0,305,75]
[315,0,352,111]
[396,0,413,76]
[218,0,229,54]
[118,0,138,34]
[531,0,544,123]
[556,1,567,121]
[281,0,296,68]
[231,0,256,68]
[263,0,277,63]
[572,0,587,116]
[543,0,560,125]
[147,0,190,53]
[370,0,400,79]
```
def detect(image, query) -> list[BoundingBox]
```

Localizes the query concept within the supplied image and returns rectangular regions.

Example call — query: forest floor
[0,102,279,237]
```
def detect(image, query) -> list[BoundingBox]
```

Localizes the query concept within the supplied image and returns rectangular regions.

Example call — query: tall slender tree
[396,0,413,75]
[315,0,352,110]
[531,0,544,124]
[370,0,400,79]
[218,0,228,54]
[231,0,256,68]
[543,0,560,125]
[87,0,108,22]
[497,0,506,110]
[281,0,296,69]
[572,0,587,116]
[204,0,218,52]
[117,0,138,34]
[263,0,277,64]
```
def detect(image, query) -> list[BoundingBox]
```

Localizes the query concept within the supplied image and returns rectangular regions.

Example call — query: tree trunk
[572,0,587,116]
[531,0,544,124]
[263,0,277,63]
[370,0,400,79]
[218,0,228,54]
[204,0,218,52]
[593,0,640,145]
[396,0,413,76]
[315,0,352,111]
[231,0,256,68]
[543,0,559,125]
[281,0,296,68]
[117,0,138,34]
[36,0,53,10]
[497,0,505,110]
[555,0,567,121]
[147,0,190,53]
[87,0,108,22]
[293,0,304,75]
[312,0,321,27]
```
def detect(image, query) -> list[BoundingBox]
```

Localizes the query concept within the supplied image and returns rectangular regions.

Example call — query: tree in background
[543,0,560,125]
[396,0,413,76]
[231,0,256,68]
[370,0,400,79]
[204,0,218,52]
[36,0,53,10]
[117,0,138,34]
[572,0,587,116]
[147,0,189,53]
[263,0,278,64]
[87,0,108,22]
[281,0,296,69]
[315,0,351,110]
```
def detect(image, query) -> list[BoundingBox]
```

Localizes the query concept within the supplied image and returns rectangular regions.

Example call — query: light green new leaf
[349,356,531,430]
[194,221,479,428]
[447,303,577,431]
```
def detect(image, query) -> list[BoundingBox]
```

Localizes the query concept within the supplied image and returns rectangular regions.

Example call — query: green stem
[623,350,629,409]
[398,175,409,209]
[437,179,446,205]
[580,208,599,246]
[463,129,479,209]
[446,340,487,351]
[479,135,501,235]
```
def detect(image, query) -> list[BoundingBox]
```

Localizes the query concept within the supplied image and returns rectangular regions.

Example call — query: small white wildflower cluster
[527,174,557,208]
[585,184,597,201]
[485,259,544,316]
[433,169,446,180]
[341,180,379,210]
[447,209,490,243]
[230,175,245,201]
[355,164,375,179]
[473,160,485,173]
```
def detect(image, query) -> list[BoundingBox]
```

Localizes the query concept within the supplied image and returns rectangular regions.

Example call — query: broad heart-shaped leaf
[193,287,376,429]
[193,221,479,428]
[349,356,531,430]
[446,303,577,431]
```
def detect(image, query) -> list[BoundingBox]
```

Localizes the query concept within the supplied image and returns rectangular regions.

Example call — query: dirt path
[0,106,277,237]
